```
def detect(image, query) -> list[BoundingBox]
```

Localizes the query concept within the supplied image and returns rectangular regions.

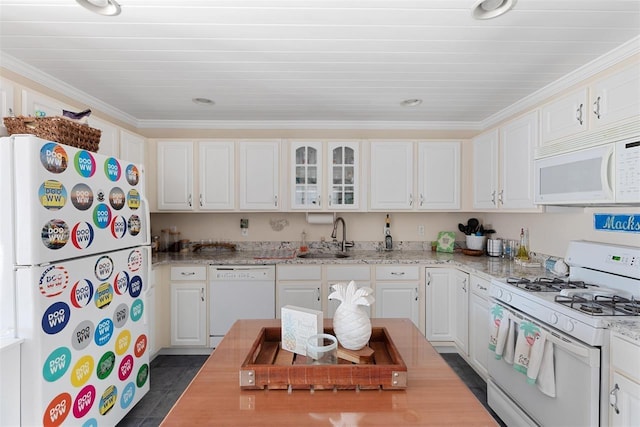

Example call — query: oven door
[487,302,601,427]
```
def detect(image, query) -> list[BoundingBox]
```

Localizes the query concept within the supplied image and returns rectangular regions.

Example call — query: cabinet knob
[188,194,192,207]
[491,190,496,206]
[409,193,413,207]
[498,190,504,205]
[199,194,203,207]
[274,195,278,207]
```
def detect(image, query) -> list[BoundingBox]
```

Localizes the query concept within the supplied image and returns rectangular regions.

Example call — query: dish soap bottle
[517,228,529,260]
[384,214,393,250]
[300,230,308,253]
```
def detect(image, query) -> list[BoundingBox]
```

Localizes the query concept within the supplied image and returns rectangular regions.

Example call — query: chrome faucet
[331,216,354,252]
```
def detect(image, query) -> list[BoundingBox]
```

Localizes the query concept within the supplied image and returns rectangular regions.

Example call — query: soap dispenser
[384,214,393,250]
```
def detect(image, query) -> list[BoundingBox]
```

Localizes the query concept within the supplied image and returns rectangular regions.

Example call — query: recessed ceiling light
[76,0,121,16]
[400,99,423,107]
[192,97,216,106]
[471,0,517,20]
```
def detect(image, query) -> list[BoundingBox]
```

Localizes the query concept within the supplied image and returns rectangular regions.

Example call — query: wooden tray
[240,327,407,390]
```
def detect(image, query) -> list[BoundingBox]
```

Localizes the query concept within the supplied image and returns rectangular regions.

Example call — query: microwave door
[535,144,614,205]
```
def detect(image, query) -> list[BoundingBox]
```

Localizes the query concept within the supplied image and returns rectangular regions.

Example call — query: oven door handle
[545,333,590,359]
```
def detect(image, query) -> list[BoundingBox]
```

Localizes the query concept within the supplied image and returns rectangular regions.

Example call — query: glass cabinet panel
[329,144,358,208]
[291,143,322,208]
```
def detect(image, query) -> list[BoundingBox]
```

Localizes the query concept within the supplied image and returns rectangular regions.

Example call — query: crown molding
[0,53,138,126]
[135,119,482,130]
[481,35,640,129]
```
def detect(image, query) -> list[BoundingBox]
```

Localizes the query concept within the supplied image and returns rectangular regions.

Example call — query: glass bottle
[517,228,529,260]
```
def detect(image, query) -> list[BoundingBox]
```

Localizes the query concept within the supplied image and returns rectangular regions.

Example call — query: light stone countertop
[152,249,640,343]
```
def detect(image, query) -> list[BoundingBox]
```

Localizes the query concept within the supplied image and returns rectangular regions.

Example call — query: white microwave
[534,139,640,205]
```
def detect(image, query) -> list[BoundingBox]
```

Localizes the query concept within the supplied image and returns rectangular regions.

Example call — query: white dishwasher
[209,265,275,348]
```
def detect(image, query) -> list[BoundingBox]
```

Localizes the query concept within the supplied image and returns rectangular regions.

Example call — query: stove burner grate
[579,303,604,314]
[554,294,640,316]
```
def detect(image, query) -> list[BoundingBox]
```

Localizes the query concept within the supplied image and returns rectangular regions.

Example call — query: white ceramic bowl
[466,235,487,251]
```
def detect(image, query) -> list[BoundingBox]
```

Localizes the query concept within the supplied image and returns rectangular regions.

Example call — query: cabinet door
[610,372,640,427]
[541,88,589,144]
[369,141,414,210]
[469,292,490,379]
[375,282,419,328]
[591,63,640,129]
[199,141,235,210]
[500,111,538,209]
[119,129,146,165]
[239,141,280,210]
[170,283,206,346]
[453,271,469,354]
[417,141,461,210]
[276,283,322,316]
[290,142,322,209]
[327,142,360,210]
[157,140,194,210]
[425,268,454,341]
[92,117,120,158]
[472,130,499,209]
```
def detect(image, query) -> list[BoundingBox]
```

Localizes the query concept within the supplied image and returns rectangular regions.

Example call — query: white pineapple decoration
[329,280,375,350]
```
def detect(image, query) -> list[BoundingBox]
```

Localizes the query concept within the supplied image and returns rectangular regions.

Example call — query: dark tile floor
[118,353,505,426]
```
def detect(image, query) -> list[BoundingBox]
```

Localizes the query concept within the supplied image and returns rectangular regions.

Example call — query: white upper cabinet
[239,140,280,210]
[199,141,235,210]
[369,141,414,210]
[327,142,360,210]
[473,130,500,210]
[289,141,361,210]
[290,141,323,209]
[500,111,539,209]
[473,112,540,211]
[591,63,640,129]
[119,129,146,165]
[541,88,589,144]
[417,141,461,210]
[157,140,194,211]
[156,140,234,211]
[93,117,120,158]
[541,63,640,146]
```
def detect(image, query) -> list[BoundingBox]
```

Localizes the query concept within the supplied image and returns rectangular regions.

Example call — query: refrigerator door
[16,246,150,426]
[4,135,149,266]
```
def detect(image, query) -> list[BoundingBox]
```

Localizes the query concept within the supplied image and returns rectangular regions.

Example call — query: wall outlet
[418,225,425,236]
[240,218,249,236]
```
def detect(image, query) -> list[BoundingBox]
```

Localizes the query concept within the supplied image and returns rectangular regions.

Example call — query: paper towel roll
[306,213,335,225]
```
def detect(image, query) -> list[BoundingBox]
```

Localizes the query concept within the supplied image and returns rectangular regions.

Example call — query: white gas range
[487,241,640,427]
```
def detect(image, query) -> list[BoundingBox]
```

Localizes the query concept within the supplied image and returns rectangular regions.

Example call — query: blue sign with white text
[594,214,640,233]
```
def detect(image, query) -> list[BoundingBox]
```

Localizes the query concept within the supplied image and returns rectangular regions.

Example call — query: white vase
[333,302,372,351]
[466,235,487,251]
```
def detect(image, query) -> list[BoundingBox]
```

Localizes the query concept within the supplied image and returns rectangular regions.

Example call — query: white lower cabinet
[610,333,640,426]
[425,267,455,342]
[468,275,491,379]
[170,266,207,346]
[374,265,420,329]
[276,265,322,316]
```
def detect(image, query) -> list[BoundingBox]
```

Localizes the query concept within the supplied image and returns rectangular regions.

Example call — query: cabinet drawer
[326,265,371,281]
[277,265,322,281]
[375,265,419,281]
[612,334,640,381]
[170,266,207,281]
[470,275,490,298]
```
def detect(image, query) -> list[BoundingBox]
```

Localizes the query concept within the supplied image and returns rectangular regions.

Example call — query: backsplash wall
[151,206,640,257]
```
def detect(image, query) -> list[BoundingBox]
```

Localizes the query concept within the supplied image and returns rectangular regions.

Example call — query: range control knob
[495,289,503,299]
[504,292,512,303]
[564,319,575,332]
[549,313,559,325]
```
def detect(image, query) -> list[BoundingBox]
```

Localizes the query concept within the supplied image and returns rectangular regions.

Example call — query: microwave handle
[601,145,614,198]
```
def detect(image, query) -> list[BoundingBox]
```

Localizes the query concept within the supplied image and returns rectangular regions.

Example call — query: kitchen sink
[297,252,350,259]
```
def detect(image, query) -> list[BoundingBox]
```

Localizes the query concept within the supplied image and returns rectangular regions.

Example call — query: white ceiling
[1,0,639,129]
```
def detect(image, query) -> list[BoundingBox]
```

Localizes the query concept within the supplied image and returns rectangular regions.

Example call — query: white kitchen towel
[532,340,556,398]
[494,310,511,360]
[513,320,542,375]
[503,318,516,365]
[488,303,507,352]
[525,330,547,381]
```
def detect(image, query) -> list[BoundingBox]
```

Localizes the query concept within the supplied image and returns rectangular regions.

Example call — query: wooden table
[161,319,499,426]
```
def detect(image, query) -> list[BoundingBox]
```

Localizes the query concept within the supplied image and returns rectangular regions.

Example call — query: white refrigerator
[0,135,151,426]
